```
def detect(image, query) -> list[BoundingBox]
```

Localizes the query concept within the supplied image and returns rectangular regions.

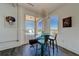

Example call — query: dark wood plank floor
[0,44,78,56]
[20,44,78,56]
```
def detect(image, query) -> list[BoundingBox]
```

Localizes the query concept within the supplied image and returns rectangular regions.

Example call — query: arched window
[37,18,43,35]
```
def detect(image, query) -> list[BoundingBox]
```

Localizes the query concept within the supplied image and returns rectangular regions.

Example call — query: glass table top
[36,35,45,44]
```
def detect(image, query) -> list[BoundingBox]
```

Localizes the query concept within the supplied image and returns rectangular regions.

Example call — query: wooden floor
[0,44,78,56]
[20,44,78,56]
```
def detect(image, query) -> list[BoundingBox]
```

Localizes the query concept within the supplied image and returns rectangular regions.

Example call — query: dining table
[36,34,50,56]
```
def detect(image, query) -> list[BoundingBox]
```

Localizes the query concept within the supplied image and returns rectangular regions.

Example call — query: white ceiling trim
[19,3,66,17]
[48,4,66,15]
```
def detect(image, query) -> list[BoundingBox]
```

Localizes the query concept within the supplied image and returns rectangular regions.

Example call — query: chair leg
[52,41,54,56]
[55,40,58,54]
[50,40,51,47]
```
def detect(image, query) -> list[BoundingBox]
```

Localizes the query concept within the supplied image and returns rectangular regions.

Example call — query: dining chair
[49,34,58,55]
[44,35,50,56]
[29,39,39,55]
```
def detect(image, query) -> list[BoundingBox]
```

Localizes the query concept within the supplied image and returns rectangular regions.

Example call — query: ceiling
[19,3,64,16]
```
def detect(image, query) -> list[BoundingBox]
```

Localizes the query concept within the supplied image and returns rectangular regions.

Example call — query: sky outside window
[25,20,34,30]
[50,16,58,30]
[37,18,42,34]
[50,16,58,34]
[38,19,42,29]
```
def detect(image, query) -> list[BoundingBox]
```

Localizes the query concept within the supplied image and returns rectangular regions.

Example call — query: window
[37,18,43,35]
[25,15,35,35]
[50,16,58,35]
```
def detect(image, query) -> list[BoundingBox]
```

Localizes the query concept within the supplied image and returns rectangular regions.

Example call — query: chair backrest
[29,39,38,45]
[49,34,57,40]
[55,34,57,40]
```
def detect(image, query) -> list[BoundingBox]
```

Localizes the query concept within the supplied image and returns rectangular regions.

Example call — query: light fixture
[5,16,16,25]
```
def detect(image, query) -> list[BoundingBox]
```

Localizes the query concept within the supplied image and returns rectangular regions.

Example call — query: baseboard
[58,45,79,56]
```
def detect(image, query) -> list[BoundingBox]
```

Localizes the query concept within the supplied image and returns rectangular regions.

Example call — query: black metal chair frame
[29,39,39,55]
[49,34,58,55]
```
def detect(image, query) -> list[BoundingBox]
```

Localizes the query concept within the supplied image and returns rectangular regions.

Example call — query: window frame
[24,14,35,35]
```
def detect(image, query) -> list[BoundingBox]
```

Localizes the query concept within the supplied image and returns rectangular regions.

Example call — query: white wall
[0,3,38,51]
[0,3,20,51]
[50,4,79,54]
[17,5,38,44]
[0,4,18,42]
